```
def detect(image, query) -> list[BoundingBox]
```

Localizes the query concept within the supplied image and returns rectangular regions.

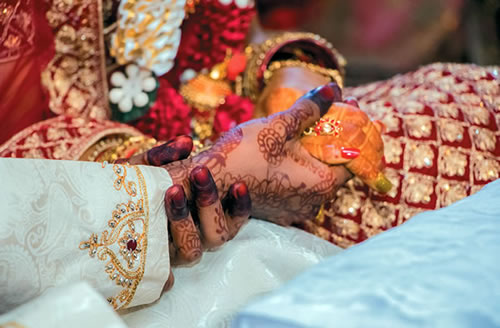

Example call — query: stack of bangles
[241,32,346,101]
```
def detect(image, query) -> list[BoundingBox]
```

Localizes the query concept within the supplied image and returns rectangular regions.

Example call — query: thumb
[274,82,342,138]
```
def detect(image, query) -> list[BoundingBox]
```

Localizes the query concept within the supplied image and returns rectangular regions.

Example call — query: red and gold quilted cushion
[301,63,500,248]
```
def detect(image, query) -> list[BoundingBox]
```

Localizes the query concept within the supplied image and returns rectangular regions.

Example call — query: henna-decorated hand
[165,83,356,226]
[115,136,251,292]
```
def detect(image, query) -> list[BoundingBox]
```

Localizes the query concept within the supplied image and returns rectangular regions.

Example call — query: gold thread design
[79,164,149,309]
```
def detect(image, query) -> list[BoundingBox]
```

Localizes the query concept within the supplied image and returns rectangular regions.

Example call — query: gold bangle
[242,32,347,101]
[85,135,157,163]
[103,136,158,163]
[264,60,344,88]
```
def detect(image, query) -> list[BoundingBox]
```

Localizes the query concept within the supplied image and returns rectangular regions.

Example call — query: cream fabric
[0,282,127,328]
[120,219,341,327]
[0,159,172,313]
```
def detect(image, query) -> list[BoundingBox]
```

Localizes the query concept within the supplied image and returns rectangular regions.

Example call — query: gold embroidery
[361,201,396,232]
[462,104,490,125]
[383,137,403,165]
[403,173,434,204]
[434,103,459,119]
[472,154,500,181]
[42,0,109,119]
[439,146,467,177]
[471,127,496,152]
[405,116,433,139]
[437,180,468,207]
[333,186,361,216]
[439,119,465,143]
[381,115,401,133]
[406,141,434,169]
[79,164,148,309]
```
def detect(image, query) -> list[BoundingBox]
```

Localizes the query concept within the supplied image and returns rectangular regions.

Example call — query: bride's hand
[115,137,251,291]
[166,83,355,225]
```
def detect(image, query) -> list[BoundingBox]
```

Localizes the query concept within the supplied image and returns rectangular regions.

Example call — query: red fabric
[0,0,54,144]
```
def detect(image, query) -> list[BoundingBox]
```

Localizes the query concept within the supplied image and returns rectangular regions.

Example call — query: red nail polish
[341,147,360,159]
[229,182,251,217]
[165,185,189,220]
[192,166,211,189]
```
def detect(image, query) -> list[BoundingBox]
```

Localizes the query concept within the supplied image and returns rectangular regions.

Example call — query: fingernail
[190,165,218,206]
[229,182,251,217]
[341,147,360,159]
[307,82,343,116]
[191,165,212,189]
[165,185,189,220]
[147,135,193,166]
[344,97,359,108]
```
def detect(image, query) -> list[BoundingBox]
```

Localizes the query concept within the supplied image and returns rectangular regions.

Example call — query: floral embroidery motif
[471,127,496,152]
[383,137,403,165]
[403,173,434,204]
[79,164,149,309]
[439,120,465,143]
[439,146,467,177]
[406,142,434,169]
[437,181,468,207]
[405,116,433,139]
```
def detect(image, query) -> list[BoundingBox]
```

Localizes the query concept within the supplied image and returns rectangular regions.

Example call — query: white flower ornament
[109,64,159,122]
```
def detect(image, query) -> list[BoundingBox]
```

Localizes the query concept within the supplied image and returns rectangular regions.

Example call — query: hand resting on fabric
[164,83,354,226]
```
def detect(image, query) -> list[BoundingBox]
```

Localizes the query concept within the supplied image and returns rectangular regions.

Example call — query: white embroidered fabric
[120,219,341,327]
[0,159,172,313]
[0,282,127,328]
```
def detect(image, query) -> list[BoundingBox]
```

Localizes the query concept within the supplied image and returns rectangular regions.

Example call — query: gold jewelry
[84,135,157,163]
[83,135,127,162]
[264,60,344,88]
[242,32,347,101]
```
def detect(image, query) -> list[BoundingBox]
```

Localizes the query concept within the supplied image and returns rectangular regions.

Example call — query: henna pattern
[173,219,202,262]
[164,83,349,225]
[214,204,228,242]
[257,127,285,166]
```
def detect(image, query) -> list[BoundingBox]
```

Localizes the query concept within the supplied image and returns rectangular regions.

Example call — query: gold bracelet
[102,136,158,163]
[85,135,157,163]
[264,60,344,88]
[242,32,347,101]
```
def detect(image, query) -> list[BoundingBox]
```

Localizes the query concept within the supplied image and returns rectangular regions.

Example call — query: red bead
[127,239,137,251]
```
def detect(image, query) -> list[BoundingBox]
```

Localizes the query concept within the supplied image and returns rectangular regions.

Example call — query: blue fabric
[234,179,500,328]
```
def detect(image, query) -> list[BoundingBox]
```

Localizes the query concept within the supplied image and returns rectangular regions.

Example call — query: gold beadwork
[79,164,149,310]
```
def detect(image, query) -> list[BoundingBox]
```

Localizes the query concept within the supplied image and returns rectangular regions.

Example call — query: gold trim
[79,164,149,309]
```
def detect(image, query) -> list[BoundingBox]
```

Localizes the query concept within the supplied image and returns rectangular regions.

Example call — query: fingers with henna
[165,184,202,264]
[115,135,193,166]
[225,182,252,240]
[190,165,230,248]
